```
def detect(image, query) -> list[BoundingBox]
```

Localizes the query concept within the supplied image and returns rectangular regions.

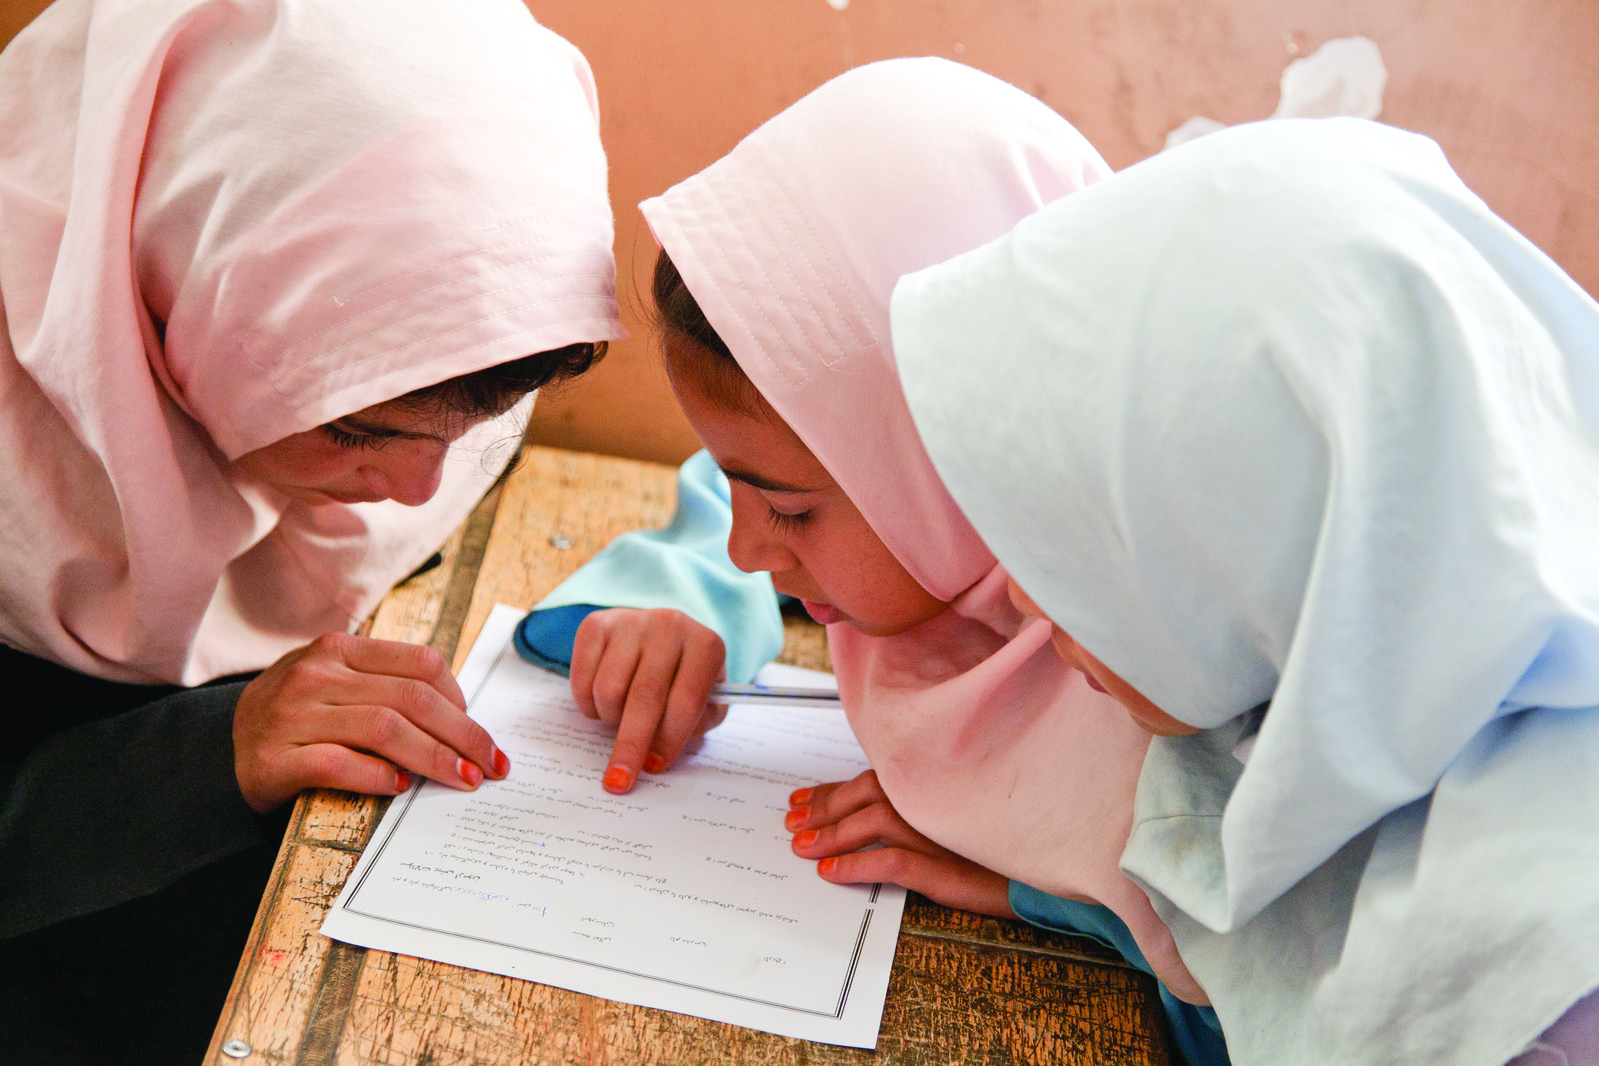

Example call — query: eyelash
[765,506,813,534]
[322,425,381,450]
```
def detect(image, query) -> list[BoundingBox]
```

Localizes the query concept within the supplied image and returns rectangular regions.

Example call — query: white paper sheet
[321,604,905,1048]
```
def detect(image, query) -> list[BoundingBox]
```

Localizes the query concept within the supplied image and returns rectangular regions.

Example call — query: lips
[1081,672,1109,695]
[802,600,844,625]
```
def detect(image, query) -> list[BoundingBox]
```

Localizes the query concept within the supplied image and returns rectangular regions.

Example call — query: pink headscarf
[641,58,1202,1000]
[0,0,623,684]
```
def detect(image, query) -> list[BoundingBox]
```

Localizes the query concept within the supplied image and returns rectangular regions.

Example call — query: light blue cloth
[514,450,783,684]
[1010,882,1229,1066]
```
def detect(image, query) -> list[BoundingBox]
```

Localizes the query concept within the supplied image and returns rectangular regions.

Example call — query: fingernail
[395,770,411,792]
[784,806,810,831]
[457,758,484,787]
[817,856,837,876]
[491,747,510,778]
[602,765,635,793]
[793,829,819,849]
[642,753,668,774]
[789,787,813,807]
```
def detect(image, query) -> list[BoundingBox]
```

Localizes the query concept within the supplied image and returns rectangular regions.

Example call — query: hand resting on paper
[786,770,1014,917]
[568,607,729,795]
[233,632,510,814]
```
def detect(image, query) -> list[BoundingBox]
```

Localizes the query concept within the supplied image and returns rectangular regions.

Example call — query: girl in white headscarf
[893,116,1599,1065]
[0,0,620,1055]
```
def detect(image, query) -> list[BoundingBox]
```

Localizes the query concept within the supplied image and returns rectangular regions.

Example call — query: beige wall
[0,0,50,52]
[528,0,1599,463]
[7,1,1595,463]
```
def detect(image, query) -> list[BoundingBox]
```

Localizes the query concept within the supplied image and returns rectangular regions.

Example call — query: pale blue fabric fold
[515,450,783,684]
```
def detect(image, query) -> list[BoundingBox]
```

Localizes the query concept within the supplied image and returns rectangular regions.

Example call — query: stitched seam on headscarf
[756,180,880,364]
[732,187,846,355]
[722,180,877,374]
[261,249,601,371]
[705,186,810,390]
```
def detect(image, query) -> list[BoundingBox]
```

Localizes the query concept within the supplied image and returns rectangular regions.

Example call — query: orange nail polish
[457,758,483,787]
[784,807,809,831]
[643,753,668,774]
[491,747,510,777]
[817,856,837,876]
[789,787,813,807]
[395,770,411,792]
[793,829,819,849]
[602,765,634,793]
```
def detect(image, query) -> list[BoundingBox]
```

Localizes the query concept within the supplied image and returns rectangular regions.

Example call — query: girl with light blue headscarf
[891,117,1599,1065]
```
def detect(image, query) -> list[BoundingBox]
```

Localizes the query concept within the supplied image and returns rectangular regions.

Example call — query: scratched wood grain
[327,927,1164,1066]
[208,446,1168,1066]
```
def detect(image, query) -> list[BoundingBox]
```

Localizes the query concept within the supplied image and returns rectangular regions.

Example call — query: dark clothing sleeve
[0,646,285,1062]
[0,647,267,939]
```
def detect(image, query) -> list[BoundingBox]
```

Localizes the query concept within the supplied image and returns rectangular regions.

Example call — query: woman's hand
[568,608,728,794]
[233,632,508,814]
[785,770,1015,918]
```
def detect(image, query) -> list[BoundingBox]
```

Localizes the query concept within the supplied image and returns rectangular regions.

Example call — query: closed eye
[765,505,813,534]
[322,424,389,450]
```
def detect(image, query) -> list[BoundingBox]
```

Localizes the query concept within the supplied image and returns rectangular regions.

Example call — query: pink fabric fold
[641,58,1203,1002]
[0,0,622,684]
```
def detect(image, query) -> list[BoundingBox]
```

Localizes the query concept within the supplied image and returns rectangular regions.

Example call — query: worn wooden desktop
[205,445,1169,1066]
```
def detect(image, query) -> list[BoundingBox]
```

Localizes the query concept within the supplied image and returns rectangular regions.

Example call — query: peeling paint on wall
[1165,35,1387,151]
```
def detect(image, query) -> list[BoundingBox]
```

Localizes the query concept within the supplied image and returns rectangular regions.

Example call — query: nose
[725,483,798,574]
[361,441,448,507]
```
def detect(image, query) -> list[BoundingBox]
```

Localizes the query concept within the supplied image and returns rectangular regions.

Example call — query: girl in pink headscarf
[567,58,1225,1065]
[0,0,620,1055]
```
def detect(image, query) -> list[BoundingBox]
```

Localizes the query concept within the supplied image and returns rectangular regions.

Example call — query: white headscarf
[894,117,1599,1062]
[0,0,623,684]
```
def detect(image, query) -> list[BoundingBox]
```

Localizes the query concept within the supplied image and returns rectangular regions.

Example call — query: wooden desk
[206,446,1170,1066]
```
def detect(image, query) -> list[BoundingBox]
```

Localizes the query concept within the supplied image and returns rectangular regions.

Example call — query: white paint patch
[1162,35,1387,153]
[825,0,849,10]
[1271,36,1387,120]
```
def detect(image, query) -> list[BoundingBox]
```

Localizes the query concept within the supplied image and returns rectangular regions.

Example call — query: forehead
[670,369,833,493]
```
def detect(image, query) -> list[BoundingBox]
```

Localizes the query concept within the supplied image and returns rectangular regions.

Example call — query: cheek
[805,512,890,594]
[281,444,349,485]
[810,516,942,630]
[237,433,351,490]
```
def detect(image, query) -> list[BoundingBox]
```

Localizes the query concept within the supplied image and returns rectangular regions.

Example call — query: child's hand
[785,770,1015,917]
[233,632,510,814]
[569,608,728,794]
